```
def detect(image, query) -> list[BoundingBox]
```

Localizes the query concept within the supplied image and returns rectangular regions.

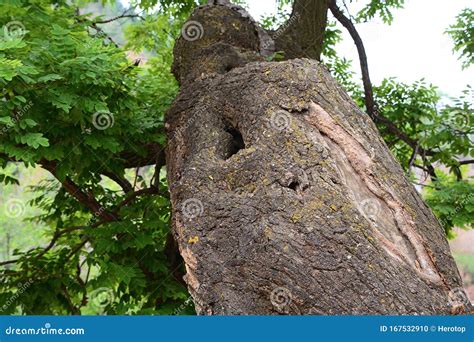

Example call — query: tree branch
[328,0,436,160]
[121,143,166,169]
[90,23,119,47]
[60,283,81,315]
[102,171,133,193]
[275,0,329,61]
[66,238,89,261]
[420,156,438,182]
[328,0,375,118]
[40,160,118,222]
[94,12,144,24]
[0,226,85,266]
[114,187,159,212]
[407,143,419,174]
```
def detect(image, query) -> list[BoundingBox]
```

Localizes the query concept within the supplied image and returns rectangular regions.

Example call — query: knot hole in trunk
[222,121,245,160]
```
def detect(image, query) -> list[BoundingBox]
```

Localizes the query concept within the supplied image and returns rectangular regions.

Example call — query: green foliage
[373,79,473,234]
[356,0,405,24]
[266,50,286,61]
[374,80,473,170]
[321,14,473,236]
[425,173,474,237]
[129,0,199,12]
[259,0,292,30]
[453,253,474,275]
[446,8,474,69]
[0,0,190,315]
[0,166,49,260]
[321,22,362,97]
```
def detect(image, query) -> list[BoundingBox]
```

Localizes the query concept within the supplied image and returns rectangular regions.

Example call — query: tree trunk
[273,0,328,61]
[165,2,471,315]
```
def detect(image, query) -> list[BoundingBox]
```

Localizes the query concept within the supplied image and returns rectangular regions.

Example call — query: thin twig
[41,160,118,222]
[114,187,159,212]
[328,0,439,181]
[102,171,133,193]
[94,13,144,24]
[0,226,85,266]
[407,143,419,174]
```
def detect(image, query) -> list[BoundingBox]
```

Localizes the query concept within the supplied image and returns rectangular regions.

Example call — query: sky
[120,0,473,99]
[247,0,473,99]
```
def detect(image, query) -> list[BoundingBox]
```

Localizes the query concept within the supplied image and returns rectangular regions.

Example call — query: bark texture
[165,3,471,315]
[273,0,328,61]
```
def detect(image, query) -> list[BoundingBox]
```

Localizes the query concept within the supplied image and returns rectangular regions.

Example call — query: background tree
[0,0,472,314]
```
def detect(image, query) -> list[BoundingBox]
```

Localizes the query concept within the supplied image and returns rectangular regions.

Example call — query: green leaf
[37,74,63,83]
[0,39,27,51]
[21,133,50,148]
[21,118,38,128]
[0,116,13,125]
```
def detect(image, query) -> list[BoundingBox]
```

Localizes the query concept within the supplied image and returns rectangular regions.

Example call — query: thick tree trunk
[165,2,471,315]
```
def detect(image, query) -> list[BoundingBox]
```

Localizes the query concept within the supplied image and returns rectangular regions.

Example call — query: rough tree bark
[273,0,328,60]
[165,1,471,315]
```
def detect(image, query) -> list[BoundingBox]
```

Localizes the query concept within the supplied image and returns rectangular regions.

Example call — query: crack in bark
[305,102,443,284]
